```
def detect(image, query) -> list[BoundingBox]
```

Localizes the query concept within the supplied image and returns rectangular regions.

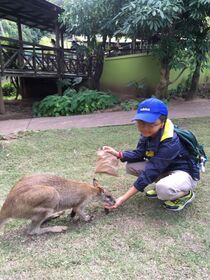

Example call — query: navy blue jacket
[121,119,200,192]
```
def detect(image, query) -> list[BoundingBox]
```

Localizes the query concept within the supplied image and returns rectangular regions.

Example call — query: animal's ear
[98,186,105,193]
[93,178,104,193]
[93,178,99,187]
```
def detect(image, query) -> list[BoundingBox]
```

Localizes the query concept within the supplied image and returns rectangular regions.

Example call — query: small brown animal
[0,174,115,235]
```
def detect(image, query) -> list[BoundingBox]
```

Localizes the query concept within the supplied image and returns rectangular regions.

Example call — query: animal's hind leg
[41,210,65,224]
[28,208,67,235]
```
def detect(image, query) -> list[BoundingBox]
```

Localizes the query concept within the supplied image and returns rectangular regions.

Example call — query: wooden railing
[105,41,154,57]
[0,36,91,78]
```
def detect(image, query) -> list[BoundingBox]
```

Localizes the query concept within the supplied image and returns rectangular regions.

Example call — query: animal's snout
[99,187,115,206]
[105,195,116,206]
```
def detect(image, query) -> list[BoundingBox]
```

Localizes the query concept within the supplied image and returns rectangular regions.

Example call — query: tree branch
[169,66,187,85]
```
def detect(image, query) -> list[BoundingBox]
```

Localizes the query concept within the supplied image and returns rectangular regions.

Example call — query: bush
[32,90,120,117]
[2,82,16,97]
[120,99,140,111]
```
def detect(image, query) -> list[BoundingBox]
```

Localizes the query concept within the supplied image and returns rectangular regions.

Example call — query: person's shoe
[146,189,157,198]
[163,191,195,211]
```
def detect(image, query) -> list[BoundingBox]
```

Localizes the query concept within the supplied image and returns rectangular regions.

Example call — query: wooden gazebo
[0,0,92,114]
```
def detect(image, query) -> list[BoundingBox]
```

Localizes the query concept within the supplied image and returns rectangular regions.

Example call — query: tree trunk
[0,78,5,114]
[11,77,21,100]
[102,35,107,50]
[132,37,136,54]
[90,44,104,90]
[186,59,201,100]
[155,59,170,99]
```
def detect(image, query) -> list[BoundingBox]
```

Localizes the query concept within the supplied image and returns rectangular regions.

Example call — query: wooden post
[33,44,36,74]
[20,77,26,99]
[61,30,64,49]
[55,22,62,95]
[55,22,60,59]
[0,44,3,75]
[0,76,5,114]
[17,18,24,68]
[60,29,64,74]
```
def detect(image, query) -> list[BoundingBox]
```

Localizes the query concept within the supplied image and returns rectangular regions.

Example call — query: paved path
[1,98,210,136]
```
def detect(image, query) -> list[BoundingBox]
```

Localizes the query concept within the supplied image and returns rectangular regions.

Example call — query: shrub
[120,99,140,111]
[2,82,16,97]
[32,90,120,117]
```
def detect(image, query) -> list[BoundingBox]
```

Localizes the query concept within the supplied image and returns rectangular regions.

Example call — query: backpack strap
[160,119,174,142]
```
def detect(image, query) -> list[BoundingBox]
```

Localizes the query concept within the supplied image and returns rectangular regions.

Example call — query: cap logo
[140,107,150,111]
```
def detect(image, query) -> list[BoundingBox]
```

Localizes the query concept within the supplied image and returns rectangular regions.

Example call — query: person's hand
[103,146,119,157]
[104,196,125,209]
[104,186,138,210]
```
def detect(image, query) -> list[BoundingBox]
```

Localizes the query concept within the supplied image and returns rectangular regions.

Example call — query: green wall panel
[100,53,210,93]
[100,54,160,87]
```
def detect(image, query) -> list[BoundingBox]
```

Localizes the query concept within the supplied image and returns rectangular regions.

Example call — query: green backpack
[174,125,208,172]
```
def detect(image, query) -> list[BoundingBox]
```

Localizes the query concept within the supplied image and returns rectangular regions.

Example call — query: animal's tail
[0,209,8,229]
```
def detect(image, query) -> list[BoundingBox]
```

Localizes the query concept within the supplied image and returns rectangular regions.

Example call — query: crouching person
[103,98,199,211]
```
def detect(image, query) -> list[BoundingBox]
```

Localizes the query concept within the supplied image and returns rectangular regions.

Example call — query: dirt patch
[0,100,123,121]
[0,100,33,121]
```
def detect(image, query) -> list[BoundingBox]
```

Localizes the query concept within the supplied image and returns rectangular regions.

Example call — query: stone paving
[0,98,210,136]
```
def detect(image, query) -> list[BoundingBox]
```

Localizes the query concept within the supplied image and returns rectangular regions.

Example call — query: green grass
[0,117,210,280]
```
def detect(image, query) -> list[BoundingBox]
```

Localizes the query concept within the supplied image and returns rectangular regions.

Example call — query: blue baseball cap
[133,98,168,123]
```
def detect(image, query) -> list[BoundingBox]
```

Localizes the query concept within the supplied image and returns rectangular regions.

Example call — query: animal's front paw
[51,226,68,233]
[84,215,94,222]
[70,210,76,218]
[89,215,94,221]
[104,208,110,214]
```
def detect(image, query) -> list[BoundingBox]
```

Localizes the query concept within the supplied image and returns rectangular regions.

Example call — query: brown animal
[0,174,115,235]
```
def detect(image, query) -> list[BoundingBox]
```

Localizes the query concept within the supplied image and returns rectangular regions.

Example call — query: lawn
[0,117,210,280]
